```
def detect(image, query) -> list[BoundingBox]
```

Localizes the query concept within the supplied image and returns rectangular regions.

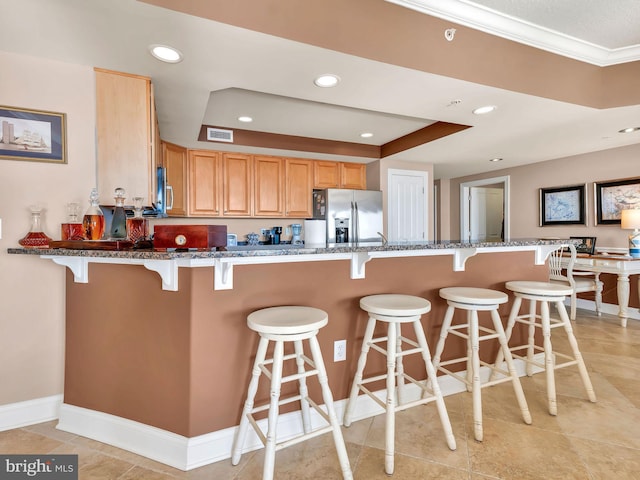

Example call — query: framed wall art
[595,177,640,225]
[0,105,67,164]
[539,184,586,226]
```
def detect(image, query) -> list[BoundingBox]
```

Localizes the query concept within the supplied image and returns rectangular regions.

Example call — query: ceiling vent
[207,127,234,143]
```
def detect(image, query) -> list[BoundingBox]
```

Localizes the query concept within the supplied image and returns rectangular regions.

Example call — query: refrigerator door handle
[354,201,359,244]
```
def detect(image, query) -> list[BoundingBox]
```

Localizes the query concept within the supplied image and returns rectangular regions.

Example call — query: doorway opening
[460,176,510,242]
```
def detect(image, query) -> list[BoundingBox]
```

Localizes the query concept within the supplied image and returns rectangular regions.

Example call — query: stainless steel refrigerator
[312,189,384,245]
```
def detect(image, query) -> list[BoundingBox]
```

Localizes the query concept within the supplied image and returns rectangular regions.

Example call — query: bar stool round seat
[439,287,509,306]
[432,287,532,442]
[344,294,456,475]
[247,306,328,335]
[492,281,596,416]
[232,306,352,480]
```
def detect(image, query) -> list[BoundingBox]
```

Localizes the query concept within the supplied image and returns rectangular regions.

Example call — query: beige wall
[0,51,97,405]
[448,143,639,248]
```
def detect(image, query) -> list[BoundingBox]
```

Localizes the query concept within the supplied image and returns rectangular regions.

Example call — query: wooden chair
[548,244,602,320]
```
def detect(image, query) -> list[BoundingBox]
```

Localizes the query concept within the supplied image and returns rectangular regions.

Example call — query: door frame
[460,175,510,242]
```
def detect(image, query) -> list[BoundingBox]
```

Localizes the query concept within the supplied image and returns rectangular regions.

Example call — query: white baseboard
[0,394,62,432]
[56,354,544,471]
[572,298,640,322]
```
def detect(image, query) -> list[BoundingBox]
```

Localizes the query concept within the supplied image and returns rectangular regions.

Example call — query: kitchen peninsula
[9,239,564,470]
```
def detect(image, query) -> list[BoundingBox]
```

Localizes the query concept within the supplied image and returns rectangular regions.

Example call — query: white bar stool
[492,281,596,415]
[231,306,352,480]
[431,287,532,442]
[343,294,456,475]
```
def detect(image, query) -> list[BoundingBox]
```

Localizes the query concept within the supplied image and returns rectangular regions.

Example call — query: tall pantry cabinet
[95,68,158,206]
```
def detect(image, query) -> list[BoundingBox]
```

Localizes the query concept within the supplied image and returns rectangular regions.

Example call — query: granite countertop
[7,238,570,260]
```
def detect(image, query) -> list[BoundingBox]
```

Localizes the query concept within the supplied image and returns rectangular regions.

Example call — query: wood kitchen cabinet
[162,142,187,217]
[188,150,221,216]
[313,160,366,190]
[285,158,313,217]
[313,160,341,189]
[222,153,253,216]
[340,162,367,189]
[95,68,155,204]
[254,155,284,217]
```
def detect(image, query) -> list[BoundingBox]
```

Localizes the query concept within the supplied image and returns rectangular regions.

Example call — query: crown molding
[386,0,640,66]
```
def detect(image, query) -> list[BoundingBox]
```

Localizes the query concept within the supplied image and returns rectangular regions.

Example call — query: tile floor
[1,310,639,479]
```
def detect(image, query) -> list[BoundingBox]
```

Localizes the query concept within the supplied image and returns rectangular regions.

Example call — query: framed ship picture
[0,105,67,164]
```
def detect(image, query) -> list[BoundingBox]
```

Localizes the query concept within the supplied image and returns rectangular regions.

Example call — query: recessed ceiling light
[314,74,340,88]
[149,44,183,63]
[489,157,503,162]
[360,132,373,138]
[473,105,497,115]
[619,126,640,133]
[238,116,253,123]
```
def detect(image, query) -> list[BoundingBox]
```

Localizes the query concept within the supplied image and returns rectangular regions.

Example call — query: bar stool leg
[413,320,457,451]
[263,340,285,480]
[395,323,405,406]
[308,335,353,480]
[525,299,537,376]
[344,317,376,427]
[490,296,524,381]
[294,340,312,433]
[490,309,532,426]
[232,337,269,465]
[431,305,454,376]
[555,300,597,403]
[469,310,483,441]
[384,321,398,474]
[540,301,557,415]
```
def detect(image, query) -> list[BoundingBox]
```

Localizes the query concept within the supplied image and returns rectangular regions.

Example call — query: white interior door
[461,175,510,242]
[470,187,504,242]
[388,169,427,242]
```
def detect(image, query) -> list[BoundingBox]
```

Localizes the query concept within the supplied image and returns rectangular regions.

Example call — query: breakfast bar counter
[8,239,565,470]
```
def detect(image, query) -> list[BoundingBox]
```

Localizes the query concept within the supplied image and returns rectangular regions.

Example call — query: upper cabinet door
[188,150,221,217]
[222,153,253,216]
[285,158,313,217]
[313,160,340,189]
[254,155,284,217]
[163,142,187,217]
[340,162,367,190]
[95,68,153,204]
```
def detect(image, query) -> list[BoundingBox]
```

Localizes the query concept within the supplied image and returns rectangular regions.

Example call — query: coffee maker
[335,218,349,243]
[291,224,303,245]
[270,226,282,245]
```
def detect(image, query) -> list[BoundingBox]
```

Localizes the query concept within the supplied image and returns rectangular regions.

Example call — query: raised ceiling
[0,0,638,179]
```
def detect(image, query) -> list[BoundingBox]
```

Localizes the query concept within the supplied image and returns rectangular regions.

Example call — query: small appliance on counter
[291,223,303,245]
[227,233,238,246]
[267,226,282,245]
[153,225,227,251]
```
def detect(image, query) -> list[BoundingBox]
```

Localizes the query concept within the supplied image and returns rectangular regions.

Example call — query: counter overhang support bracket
[214,259,234,290]
[44,256,89,283]
[535,245,563,265]
[143,260,179,291]
[453,248,477,271]
[351,252,372,279]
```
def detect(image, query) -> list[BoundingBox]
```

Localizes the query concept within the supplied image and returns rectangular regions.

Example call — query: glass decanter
[83,188,105,240]
[109,187,127,240]
[126,196,148,243]
[19,205,52,248]
[61,202,84,240]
